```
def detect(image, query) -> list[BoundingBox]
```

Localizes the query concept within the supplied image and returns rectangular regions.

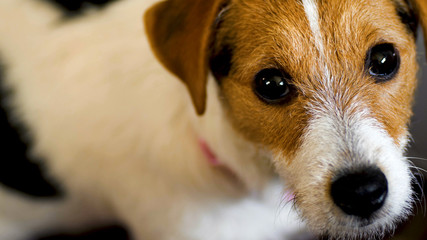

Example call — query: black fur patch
[0,61,63,198]
[210,44,233,82]
[209,5,233,83]
[38,225,129,240]
[41,0,118,17]
[393,0,419,38]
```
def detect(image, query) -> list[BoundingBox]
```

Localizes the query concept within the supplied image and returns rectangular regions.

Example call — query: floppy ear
[144,0,226,115]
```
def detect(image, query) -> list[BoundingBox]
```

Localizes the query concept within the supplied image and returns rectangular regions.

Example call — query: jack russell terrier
[0,0,426,239]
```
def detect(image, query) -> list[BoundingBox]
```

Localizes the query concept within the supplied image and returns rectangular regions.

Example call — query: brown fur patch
[314,0,418,145]
[213,0,313,159]
[212,0,418,159]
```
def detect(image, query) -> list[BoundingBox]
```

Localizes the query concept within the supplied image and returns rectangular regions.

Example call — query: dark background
[392,29,427,240]
[408,31,427,177]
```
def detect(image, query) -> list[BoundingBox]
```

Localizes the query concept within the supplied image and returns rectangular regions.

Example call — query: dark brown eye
[254,68,291,103]
[365,43,400,82]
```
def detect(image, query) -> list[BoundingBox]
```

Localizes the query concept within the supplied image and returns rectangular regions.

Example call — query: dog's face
[145,0,426,238]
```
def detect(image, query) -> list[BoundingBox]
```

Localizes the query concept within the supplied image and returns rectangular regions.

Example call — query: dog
[0,0,426,239]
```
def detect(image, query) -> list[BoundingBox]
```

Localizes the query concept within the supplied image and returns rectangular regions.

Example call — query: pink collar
[198,139,221,166]
[198,139,295,202]
[283,191,295,202]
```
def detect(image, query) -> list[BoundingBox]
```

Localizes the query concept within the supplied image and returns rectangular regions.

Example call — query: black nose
[330,167,388,218]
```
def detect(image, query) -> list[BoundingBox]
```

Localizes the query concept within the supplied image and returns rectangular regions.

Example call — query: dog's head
[145,0,426,238]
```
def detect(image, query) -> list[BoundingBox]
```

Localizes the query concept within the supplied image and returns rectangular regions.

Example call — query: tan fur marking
[314,0,417,145]
[214,0,314,159]
[215,0,418,161]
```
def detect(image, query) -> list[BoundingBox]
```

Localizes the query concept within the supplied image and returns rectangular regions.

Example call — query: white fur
[180,180,307,240]
[301,0,332,87]
[274,98,413,238]
[0,0,306,239]
[302,0,324,54]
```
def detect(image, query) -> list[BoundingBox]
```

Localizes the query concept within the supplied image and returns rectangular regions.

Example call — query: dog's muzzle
[330,166,388,219]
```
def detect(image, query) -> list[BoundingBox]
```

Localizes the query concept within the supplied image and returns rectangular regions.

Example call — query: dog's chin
[289,175,413,240]
[307,201,413,240]
[322,219,397,239]
[282,165,414,240]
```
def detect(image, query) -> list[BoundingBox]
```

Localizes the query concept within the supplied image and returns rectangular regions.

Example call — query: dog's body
[0,0,426,239]
[0,1,303,239]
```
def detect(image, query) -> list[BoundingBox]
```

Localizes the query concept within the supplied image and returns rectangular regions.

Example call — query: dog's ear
[144,0,225,115]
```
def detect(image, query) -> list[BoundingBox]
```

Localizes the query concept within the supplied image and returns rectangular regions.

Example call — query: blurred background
[391,29,427,240]
[408,31,427,182]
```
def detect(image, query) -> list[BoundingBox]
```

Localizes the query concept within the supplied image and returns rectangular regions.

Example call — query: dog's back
[0,0,198,238]
[0,1,286,239]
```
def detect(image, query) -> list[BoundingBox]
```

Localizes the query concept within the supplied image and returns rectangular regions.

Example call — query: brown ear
[144,0,226,115]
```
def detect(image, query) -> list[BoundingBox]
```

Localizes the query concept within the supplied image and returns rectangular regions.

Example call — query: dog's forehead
[227,0,410,70]
[231,0,406,30]
[218,0,417,153]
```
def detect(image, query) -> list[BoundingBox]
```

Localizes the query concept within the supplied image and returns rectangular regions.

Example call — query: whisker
[406,156,427,162]
[409,165,427,174]
[406,157,427,217]
[275,189,297,224]
[405,159,427,215]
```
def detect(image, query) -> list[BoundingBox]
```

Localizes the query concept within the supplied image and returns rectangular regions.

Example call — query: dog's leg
[175,182,308,240]
[116,180,308,240]
[0,186,66,240]
[0,186,113,240]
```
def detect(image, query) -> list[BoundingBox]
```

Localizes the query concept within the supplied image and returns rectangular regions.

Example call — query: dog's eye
[254,68,291,103]
[366,43,400,82]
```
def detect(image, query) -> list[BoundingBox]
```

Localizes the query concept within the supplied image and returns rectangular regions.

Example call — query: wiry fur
[0,0,425,239]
